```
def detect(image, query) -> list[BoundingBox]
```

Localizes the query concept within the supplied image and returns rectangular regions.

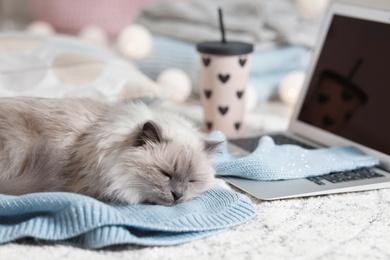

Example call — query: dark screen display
[298,15,390,155]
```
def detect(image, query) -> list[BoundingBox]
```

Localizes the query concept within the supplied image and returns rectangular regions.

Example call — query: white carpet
[1,186,390,260]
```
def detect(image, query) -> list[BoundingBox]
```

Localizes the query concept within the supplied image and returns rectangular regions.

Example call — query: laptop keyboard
[229,134,385,185]
[307,168,384,185]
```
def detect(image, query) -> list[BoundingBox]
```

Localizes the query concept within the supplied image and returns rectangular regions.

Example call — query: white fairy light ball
[26,20,55,36]
[278,71,306,106]
[78,25,108,46]
[245,83,258,112]
[117,24,152,60]
[157,68,192,103]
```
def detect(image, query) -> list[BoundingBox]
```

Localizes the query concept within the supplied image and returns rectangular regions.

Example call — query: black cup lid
[196,41,253,55]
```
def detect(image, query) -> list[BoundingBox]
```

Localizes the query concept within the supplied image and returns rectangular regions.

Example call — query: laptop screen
[297,14,390,155]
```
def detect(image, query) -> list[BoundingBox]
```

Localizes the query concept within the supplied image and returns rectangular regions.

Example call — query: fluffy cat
[0,97,221,206]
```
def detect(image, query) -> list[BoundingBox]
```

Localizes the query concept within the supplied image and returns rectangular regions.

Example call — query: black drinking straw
[218,8,226,43]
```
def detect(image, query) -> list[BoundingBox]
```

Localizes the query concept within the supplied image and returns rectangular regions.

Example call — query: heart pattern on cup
[236,90,244,99]
[239,57,247,67]
[218,74,230,84]
[200,54,250,134]
[204,90,212,99]
[218,106,229,115]
[202,57,211,67]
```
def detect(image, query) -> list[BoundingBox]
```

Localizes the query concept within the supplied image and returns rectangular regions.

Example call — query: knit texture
[0,186,256,249]
[209,131,380,180]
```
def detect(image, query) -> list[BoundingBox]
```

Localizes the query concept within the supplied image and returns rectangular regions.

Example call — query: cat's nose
[171,191,183,201]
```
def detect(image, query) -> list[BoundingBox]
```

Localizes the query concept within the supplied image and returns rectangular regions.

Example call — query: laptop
[223,1,390,200]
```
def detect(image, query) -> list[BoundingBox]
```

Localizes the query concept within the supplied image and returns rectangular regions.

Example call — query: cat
[0,97,221,206]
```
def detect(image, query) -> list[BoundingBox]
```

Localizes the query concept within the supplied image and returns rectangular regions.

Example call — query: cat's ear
[135,121,162,146]
[204,139,223,154]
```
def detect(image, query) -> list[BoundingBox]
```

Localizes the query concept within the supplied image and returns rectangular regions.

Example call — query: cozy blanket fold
[0,187,256,249]
[209,131,380,180]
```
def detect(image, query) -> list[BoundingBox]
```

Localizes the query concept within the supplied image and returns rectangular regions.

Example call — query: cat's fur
[0,97,221,206]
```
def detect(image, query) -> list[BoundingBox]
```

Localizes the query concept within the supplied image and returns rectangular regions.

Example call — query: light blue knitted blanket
[0,131,378,249]
[0,187,256,249]
[209,131,380,180]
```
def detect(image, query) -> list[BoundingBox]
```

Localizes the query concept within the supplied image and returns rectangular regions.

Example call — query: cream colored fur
[0,97,220,205]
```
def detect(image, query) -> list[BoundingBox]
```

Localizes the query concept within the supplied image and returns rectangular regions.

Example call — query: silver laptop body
[223,1,390,200]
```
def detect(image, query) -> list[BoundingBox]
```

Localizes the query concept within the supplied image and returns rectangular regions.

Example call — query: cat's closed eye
[161,171,172,179]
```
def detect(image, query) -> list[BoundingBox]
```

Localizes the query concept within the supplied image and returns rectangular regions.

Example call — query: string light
[278,71,305,106]
[116,24,152,60]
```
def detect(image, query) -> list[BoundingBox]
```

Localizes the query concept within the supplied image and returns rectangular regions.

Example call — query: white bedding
[0,32,166,103]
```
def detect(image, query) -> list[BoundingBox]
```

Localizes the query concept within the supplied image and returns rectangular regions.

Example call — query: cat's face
[108,121,221,206]
[132,140,217,206]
